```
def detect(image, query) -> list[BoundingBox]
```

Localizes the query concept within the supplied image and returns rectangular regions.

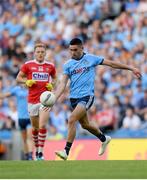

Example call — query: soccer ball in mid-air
[40,91,56,107]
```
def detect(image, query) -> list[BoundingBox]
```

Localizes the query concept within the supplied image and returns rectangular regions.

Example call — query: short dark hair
[69,38,83,45]
[127,105,135,112]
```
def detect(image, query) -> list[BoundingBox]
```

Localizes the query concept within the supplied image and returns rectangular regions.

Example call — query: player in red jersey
[16,42,56,160]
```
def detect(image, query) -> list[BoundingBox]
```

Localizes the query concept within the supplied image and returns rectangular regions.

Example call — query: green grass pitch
[0,160,147,179]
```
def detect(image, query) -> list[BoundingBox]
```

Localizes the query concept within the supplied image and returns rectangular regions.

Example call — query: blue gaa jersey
[10,86,29,119]
[63,53,104,98]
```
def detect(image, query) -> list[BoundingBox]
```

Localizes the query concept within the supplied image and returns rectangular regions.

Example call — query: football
[40,91,56,107]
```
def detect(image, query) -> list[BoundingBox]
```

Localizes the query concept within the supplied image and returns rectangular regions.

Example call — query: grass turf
[0,160,147,179]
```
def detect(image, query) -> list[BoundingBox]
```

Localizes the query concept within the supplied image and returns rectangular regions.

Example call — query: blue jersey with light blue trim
[10,86,29,119]
[63,53,104,98]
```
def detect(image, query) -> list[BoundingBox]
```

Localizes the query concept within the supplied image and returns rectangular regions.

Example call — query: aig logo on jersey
[32,72,49,81]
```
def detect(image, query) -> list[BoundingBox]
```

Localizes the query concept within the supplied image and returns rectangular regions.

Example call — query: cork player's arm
[16,71,27,84]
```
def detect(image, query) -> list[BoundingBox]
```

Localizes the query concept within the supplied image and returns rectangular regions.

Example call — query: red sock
[32,129,39,152]
[38,128,47,153]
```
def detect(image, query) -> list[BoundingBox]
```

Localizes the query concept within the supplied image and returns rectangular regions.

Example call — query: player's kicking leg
[79,113,111,156]
[55,104,111,160]
[55,104,86,160]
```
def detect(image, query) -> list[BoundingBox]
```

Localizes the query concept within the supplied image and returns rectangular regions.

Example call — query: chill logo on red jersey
[32,72,49,81]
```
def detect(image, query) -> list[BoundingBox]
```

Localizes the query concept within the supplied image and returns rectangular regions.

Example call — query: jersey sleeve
[90,54,104,66]
[63,63,70,75]
[20,63,29,75]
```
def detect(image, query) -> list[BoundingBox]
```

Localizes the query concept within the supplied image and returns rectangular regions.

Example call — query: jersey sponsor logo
[71,67,89,75]
[32,72,49,81]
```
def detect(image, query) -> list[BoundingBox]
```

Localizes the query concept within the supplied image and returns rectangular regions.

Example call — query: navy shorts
[70,96,94,110]
[18,118,31,131]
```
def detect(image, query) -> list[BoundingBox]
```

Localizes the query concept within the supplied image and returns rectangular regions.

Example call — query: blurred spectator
[124,0,139,13]
[122,106,142,130]
[137,0,147,13]
[90,101,116,133]
[136,89,147,120]
[112,95,124,128]
[7,98,18,129]
[140,111,147,129]
[141,63,147,90]
[132,83,144,107]
[0,99,14,130]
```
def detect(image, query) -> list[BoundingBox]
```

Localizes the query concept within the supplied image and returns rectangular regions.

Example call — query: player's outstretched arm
[102,59,142,79]
[54,74,69,101]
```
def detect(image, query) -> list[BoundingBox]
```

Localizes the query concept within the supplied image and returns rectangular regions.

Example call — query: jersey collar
[72,52,86,61]
[34,59,45,65]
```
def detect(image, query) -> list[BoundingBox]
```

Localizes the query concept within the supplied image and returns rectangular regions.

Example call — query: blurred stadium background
[0,0,147,160]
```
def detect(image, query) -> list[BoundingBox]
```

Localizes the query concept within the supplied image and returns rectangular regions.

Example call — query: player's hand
[46,83,53,91]
[25,79,36,87]
[132,68,142,79]
[42,106,51,112]
[40,104,52,112]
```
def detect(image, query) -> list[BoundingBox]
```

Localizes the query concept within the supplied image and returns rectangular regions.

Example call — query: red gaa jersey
[21,59,56,104]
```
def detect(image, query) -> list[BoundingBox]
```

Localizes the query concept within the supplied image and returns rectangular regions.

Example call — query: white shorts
[28,103,41,117]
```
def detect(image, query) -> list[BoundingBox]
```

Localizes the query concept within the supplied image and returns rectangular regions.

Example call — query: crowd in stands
[0,0,147,140]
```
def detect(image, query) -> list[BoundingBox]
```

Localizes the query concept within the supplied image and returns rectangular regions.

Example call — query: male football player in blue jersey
[0,85,33,160]
[54,38,141,160]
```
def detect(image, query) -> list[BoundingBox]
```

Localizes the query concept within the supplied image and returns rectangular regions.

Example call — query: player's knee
[68,116,76,127]
[81,123,89,130]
